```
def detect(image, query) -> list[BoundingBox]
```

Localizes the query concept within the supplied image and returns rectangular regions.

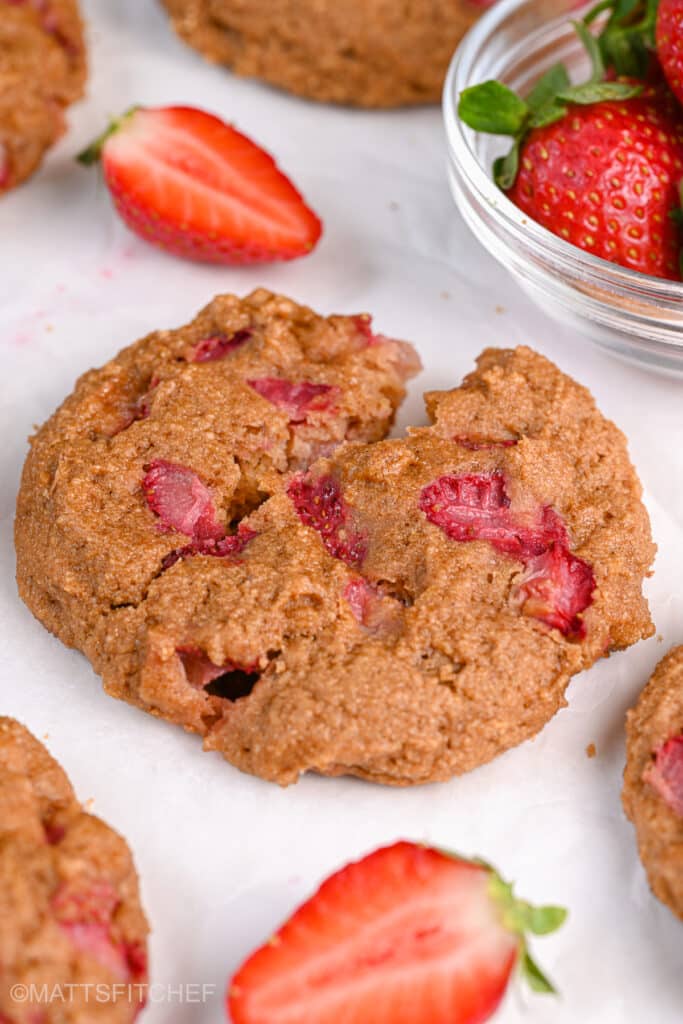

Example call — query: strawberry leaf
[522,903,568,935]
[458,82,530,135]
[521,949,558,994]
[493,140,522,190]
[527,63,571,112]
[557,81,643,103]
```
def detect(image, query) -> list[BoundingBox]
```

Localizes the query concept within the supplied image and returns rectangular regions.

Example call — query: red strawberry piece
[247,378,338,422]
[52,879,119,925]
[352,314,401,352]
[288,473,367,566]
[142,460,224,542]
[77,107,322,265]
[657,0,683,107]
[344,578,379,626]
[419,471,531,558]
[190,329,252,363]
[517,538,595,641]
[161,524,256,570]
[420,474,594,638]
[507,90,683,280]
[43,821,66,845]
[228,841,565,1024]
[343,578,403,636]
[52,880,142,982]
[454,436,518,451]
[644,734,683,816]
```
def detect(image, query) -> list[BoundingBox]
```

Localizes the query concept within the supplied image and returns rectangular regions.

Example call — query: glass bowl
[443,0,683,375]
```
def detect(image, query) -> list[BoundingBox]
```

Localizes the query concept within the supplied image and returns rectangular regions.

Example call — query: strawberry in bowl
[458,20,683,280]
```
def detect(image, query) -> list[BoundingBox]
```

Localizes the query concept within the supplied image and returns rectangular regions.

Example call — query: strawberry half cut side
[78,106,322,265]
[227,842,566,1024]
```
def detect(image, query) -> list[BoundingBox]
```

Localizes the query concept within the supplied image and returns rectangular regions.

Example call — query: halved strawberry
[228,842,565,1024]
[78,106,322,264]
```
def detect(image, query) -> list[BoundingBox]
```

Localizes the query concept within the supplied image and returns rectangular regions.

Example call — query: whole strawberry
[228,841,566,1024]
[459,26,683,279]
[78,106,322,264]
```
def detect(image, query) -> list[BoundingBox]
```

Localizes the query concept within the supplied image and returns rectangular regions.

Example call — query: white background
[1,2,682,1021]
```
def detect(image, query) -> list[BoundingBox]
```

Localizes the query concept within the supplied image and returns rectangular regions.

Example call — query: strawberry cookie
[0,718,148,1023]
[15,287,419,701]
[16,336,652,786]
[623,647,683,920]
[161,0,490,108]
[0,0,86,193]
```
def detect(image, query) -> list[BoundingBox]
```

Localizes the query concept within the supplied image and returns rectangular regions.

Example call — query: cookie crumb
[495,305,505,315]
[586,742,597,758]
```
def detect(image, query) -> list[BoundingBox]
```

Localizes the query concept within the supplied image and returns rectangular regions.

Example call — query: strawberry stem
[77,106,141,166]
[583,0,657,78]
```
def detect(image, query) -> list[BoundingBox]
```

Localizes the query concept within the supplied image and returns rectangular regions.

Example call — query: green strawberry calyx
[487,866,567,994]
[444,851,567,996]
[584,0,658,80]
[77,106,141,166]
[458,21,642,189]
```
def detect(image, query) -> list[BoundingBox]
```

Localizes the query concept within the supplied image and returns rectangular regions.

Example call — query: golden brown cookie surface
[16,339,653,786]
[623,647,683,920]
[0,718,148,1023]
[161,0,485,108]
[0,0,86,192]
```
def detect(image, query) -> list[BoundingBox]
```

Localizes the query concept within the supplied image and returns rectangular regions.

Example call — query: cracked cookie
[623,646,683,920]
[0,0,86,193]
[16,340,653,786]
[15,285,419,673]
[160,0,490,108]
[0,718,148,1023]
